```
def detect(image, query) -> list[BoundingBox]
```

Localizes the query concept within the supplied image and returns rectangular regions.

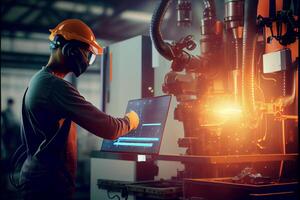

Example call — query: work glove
[125,111,140,131]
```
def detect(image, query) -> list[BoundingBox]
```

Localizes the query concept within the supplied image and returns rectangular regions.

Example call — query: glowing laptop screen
[101,95,171,154]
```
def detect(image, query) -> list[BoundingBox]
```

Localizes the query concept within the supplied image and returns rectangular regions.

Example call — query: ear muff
[62,43,78,57]
[61,42,89,77]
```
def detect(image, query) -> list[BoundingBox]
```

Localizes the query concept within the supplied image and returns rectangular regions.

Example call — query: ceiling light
[106,8,114,16]
[90,6,104,15]
[53,1,87,13]
[120,11,153,22]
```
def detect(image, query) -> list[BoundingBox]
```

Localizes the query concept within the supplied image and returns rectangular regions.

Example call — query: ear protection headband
[49,35,91,77]
[62,42,82,58]
[50,36,86,59]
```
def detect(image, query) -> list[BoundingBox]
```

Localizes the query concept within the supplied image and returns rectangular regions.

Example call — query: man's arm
[50,79,131,140]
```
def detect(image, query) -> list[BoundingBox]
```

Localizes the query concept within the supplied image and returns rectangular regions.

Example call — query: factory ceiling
[0,0,226,42]
[1,0,159,42]
[1,0,224,70]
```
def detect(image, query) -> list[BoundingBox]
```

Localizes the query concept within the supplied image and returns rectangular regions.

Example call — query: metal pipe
[232,29,241,103]
[203,0,216,18]
[280,115,298,121]
[241,0,259,113]
[177,0,192,27]
[224,0,244,103]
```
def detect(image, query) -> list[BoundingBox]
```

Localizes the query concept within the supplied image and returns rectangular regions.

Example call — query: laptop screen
[101,95,171,154]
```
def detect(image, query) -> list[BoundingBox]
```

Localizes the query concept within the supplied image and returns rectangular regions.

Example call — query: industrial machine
[149,0,299,199]
[96,0,299,199]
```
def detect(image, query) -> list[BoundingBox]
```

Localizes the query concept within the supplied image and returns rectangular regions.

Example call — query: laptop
[101,95,171,155]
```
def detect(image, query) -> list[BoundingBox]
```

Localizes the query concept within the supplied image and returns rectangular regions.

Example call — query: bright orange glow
[214,106,242,116]
[212,100,243,117]
[200,96,245,127]
[211,102,244,125]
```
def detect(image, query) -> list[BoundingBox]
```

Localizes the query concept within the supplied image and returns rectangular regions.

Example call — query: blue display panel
[101,95,171,154]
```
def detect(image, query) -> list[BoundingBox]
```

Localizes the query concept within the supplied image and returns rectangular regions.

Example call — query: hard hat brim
[49,29,103,55]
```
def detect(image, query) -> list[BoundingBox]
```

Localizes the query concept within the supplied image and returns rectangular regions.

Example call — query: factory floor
[0,160,91,199]
[0,186,90,200]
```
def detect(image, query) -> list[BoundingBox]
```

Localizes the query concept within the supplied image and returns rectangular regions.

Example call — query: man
[18,19,139,199]
[1,98,21,191]
[1,98,21,159]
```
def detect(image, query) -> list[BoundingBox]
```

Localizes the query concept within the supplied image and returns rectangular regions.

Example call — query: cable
[260,74,277,83]
[255,84,268,149]
[107,190,121,200]
[256,112,268,148]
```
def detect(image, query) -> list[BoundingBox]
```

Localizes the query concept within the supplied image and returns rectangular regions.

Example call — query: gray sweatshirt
[19,66,130,196]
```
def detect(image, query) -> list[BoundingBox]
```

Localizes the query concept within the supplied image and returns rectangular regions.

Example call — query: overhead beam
[88,0,144,33]
[14,1,41,23]
[33,1,57,25]
[1,21,126,42]
[1,21,49,33]
[1,0,22,17]
[1,51,49,70]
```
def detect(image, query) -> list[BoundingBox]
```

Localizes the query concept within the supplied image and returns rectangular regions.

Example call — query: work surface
[91,151,298,164]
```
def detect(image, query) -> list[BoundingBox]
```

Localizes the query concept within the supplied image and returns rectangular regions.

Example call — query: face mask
[72,60,88,77]
[62,44,89,77]
[62,39,98,77]
[69,50,89,77]
[73,48,98,77]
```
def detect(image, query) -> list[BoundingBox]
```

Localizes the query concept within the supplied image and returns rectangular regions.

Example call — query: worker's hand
[125,111,140,131]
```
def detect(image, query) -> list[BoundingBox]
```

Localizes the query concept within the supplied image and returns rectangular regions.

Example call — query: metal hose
[150,0,203,72]
[150,0,175,61]
[241,0,259,113]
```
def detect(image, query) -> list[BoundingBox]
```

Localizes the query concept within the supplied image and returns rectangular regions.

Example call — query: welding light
[212,103,243,120]
[214,106,242,116]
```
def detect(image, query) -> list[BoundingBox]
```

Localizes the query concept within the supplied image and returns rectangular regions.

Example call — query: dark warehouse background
[9,0,300,200]
[0,0,225,199]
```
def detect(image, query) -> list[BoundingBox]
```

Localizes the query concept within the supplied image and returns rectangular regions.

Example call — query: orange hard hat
[49,19,103,55]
